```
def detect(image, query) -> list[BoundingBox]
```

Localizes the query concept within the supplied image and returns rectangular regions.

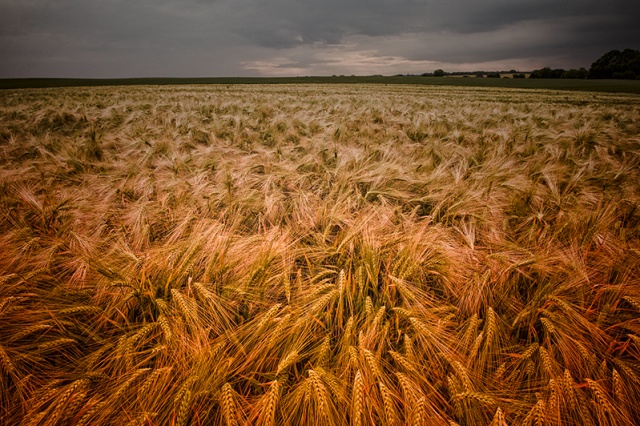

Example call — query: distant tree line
[418,49,640,80]
[529,49,640,80]
[529,67,589,79]
[419,69,524,78]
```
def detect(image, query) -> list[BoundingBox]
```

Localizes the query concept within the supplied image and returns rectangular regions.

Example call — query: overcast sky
[1,0,639,78]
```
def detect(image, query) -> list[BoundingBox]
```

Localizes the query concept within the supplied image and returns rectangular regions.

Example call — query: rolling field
[1,84,640,425]
[2,76,640,94]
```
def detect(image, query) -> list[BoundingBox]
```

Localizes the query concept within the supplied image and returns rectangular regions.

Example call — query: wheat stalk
[0,345,14,375]
[372,305,386,328]
[378,381,398,426]
[47,379,90,426]
[38,337,76,351]
[155,298,170,315]
[109,368,151,406]
[352,370,365,426]
[585,378,613,415]
[277,350,299,376]
[539,317,556,336]
[461,314,480,349]
[283,271,291,303]
[76,400,106,426]
[365,296,373,317]
[411,397,428,426]
[403,334,414,361]
[450,360,474,392]
[485,307,496,346]
[172,289,198,322]
[58,305,103,316]
[494,363,506,381]
[468,331,484,361]
[308,369,330,419]
[261,379,280,426]
[489,407,508,426]
[547,378,559,416]
[356,266,364,296]
[363,348,383,378]
[157,314,173,342]
[349,346,360,368]
[453,391,495,406]
[562,369,579,410]
[221,382,238,426]
[538,345,554,376]
[337,269,346,295]
[176,389,193,426]
[623,296,640,311]
[389,350,416,373]
[521,342,539,360]
[138,367,171,401]
[256,303,282,331]
[343,316,355,341]
[612,369,624,401]
[318,333,331,365]
[396,372,418,406]
[521,399,546,426]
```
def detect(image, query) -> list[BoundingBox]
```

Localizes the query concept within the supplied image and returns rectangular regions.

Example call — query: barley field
[1,84,640,425]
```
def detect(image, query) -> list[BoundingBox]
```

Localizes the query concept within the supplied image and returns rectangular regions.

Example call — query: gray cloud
[1,0,639,77]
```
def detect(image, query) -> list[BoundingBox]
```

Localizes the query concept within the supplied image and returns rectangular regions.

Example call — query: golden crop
[1,84,639,425]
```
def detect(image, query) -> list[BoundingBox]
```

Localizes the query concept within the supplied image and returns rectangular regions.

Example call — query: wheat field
[1,84,640,425]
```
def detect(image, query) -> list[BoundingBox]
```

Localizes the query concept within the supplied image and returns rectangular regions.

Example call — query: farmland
[1,84,640,425]
[2,76,640,94]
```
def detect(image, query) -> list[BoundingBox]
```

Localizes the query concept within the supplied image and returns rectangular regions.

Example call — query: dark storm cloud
[227,0,640,45]
[1,0,639,77]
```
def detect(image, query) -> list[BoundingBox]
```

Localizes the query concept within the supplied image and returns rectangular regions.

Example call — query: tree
[529,67,565,78]
[433,69,445,77]
[589,49,640,79]
[561,68,588,79]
